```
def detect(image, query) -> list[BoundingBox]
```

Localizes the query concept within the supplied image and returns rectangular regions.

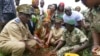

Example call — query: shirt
[63,11,83,26]
[0,17,31,41]
[51,27,65,40]
[60,28,88,46]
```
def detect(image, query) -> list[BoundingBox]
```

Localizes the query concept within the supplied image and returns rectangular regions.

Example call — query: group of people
[0,0,100,56]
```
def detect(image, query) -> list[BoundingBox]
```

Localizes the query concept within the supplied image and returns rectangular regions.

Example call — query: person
[27,0,40,34]
[44,4,57,23]
[75,0,100,56]
[63,7,86,29]
[0,4,41,56]
[74,6,89,35]
[40,0,45,20]
[55,2,65,19]
[75,6,81,12]
[46,17,64,47]
[51,19,88,56]
[15,0,20,6]
[0,0,16,32]
[34,19,51,48]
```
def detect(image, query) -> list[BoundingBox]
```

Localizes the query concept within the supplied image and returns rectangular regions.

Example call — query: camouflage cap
[54,18,63,23]
[17,4,34,14]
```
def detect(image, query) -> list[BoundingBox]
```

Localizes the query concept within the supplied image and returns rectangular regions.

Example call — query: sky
[20,0,88,11]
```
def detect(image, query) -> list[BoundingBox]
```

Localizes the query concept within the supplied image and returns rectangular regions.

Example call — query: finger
[92,48,98,52]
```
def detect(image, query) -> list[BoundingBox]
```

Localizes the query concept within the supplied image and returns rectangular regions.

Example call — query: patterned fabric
[17,4,34,14]
[57,28,88,56]
[0,0,16,30]
[90,6,100,32]
[34,26,49,40]
[2,0,16,14]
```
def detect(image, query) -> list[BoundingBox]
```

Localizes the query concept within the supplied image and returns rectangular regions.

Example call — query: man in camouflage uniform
[51,19,88,56]
[75,0,100,55]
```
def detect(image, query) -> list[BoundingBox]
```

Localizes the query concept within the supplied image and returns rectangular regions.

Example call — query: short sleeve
[75,13,83,21]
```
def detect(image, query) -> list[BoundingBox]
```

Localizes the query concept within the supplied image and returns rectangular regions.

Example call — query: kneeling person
[0,4,38,56]
[51,19,88,56]
[46,18,65,46]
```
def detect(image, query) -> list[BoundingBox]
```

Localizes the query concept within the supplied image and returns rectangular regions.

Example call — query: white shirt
[63,11,83,26]
[39,7,44,15]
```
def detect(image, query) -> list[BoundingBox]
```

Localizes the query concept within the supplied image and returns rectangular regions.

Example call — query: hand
[49,50,56,56]
[38,43,45,48]
[45,42,49,46]
[92,45,100,55]
[40,40,44,43]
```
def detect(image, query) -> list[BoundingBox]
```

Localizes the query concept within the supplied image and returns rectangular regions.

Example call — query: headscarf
[59,2,65,7]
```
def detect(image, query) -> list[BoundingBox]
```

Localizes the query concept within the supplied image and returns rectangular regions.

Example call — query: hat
[17,4,34,14]
[59,2,65,6]
[65,19,75,25]
[64,53,79,56]
[55,18,62,23]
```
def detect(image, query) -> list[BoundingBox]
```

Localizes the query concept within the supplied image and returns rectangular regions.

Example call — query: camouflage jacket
[60,28,88,46]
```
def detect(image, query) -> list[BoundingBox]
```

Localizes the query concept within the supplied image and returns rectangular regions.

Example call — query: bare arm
[46,31,53,44]
[52,40,64,52]
[92,30,99,46]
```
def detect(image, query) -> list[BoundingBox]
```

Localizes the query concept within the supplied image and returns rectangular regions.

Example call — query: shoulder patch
[15,18,20,23]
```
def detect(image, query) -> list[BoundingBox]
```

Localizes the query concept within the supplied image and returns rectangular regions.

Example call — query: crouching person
[0,4,39,56]
[46,18,65,47]
[51,19,89,56]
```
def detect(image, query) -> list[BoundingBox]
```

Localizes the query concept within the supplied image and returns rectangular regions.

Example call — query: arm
[92,30,99,46]
[70,41,89,53]
[76,12,87,29]
[92,30,100,53]
[46,31,53,45]
[77,19,89,30]
[25,41,35,54]
[34,34,44,43]
[29,32,45,47]
[52,40,64,52]
[7,23,35,54]
[71,30,89,53]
